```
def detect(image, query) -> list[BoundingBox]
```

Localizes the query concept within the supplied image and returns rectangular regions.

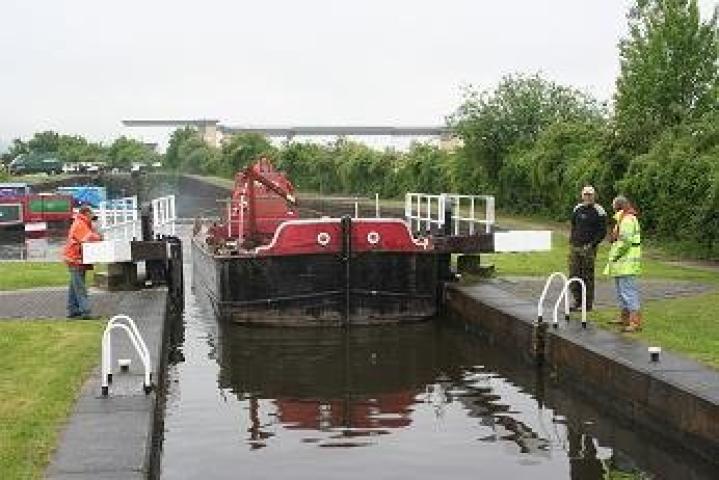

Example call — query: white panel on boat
[83,240,132,263]
[494,231,551,252]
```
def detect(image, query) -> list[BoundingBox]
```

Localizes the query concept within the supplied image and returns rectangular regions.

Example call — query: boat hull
[192,237,440,326]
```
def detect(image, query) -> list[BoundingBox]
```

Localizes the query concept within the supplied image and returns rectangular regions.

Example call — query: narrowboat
[0,183,74,230]
[192,157,452,326]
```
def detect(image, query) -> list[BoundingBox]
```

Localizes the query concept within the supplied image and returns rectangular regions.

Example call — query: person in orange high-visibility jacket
[63,205,102,318]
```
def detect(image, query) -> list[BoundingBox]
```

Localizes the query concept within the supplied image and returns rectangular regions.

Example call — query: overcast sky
[1,0,716,149]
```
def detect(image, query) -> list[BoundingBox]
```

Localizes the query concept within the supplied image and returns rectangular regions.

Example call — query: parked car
[9,153,63,175]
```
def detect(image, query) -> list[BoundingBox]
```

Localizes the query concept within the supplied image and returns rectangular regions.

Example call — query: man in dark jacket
[568,186,607,311]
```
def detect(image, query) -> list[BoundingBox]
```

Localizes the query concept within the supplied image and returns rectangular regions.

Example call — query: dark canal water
[158,246,716,480]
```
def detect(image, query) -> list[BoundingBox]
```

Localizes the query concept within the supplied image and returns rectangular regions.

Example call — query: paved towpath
[0,286,151,319]
[484,276,715,310]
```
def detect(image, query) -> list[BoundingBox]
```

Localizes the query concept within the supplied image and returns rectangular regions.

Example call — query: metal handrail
[405,193,445,233]
[97,196,139,241]
[553,277,587,329]
[101,315,152,396]
[537,272,569,323]
[151,194,176,237]
[444,194,495,235]
[404,192,495,234]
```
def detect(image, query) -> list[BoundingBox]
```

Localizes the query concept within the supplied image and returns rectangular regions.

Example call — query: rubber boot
[609,309,630,326]
[622,311,642,332]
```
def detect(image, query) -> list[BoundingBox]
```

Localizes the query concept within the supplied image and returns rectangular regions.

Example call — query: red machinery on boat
[192,156,450,326]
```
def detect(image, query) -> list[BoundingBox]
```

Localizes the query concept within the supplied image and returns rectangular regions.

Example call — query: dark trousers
[568,245,596,309]
[68,266,90,316]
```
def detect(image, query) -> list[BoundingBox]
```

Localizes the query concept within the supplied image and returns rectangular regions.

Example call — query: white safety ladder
[101,315,152,396]
[537,272,588,329]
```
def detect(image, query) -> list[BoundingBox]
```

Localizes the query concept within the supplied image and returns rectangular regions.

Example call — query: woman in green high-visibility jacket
[604,195,642,332]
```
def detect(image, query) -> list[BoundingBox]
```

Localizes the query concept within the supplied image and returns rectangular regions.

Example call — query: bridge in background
[121,119,460,150]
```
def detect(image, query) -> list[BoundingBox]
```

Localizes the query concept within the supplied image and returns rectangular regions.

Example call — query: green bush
[619,112,719,256]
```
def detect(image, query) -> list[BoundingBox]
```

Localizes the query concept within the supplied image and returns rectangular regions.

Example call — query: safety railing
[97,196,139,241]
[101,315,152,396]
[537,272,588,328]
[554,278,587,328]
[151,194,176,237]
[405,193,445,233]
[537,272,569,323]
[404,193,495,234]
[445,194,495,235]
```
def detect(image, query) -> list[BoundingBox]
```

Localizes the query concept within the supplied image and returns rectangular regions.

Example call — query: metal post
[454,195,460,235]
[486,196,495,234]
[341,215,352,326]
[469,197,475,235]
[375,193,379,218]
[416,196,420,232]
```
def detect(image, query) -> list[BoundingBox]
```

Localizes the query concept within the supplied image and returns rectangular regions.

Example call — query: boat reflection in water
[216,322,553,457]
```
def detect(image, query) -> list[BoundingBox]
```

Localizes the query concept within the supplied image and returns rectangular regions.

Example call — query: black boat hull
[192,237,440,326]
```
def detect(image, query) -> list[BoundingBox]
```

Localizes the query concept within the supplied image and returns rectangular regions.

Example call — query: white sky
[0,0,716,150]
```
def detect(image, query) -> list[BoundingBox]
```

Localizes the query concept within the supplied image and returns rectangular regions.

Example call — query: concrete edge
[445,282,719,466]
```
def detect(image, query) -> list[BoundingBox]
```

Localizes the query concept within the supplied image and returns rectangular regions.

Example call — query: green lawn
[0,320,104,479]
[0,262,69,291]
[589,292,719,368]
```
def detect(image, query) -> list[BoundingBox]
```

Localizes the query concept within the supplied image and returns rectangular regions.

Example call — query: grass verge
[590,291,719,369]
[0,263,102,291]
[0,262,68,291]
[0,319,104,479]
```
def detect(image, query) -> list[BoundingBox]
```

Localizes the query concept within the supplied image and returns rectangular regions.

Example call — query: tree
[221,133,276,175]
[614,0,718,155]
[56,135,107,164]
[448,74,605,184]
[618,110,719,255]
[27,131,60,153]
[165,127,197,170]
[107,136,157,168]
[1,138,28,165]
[177,136,220,174]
